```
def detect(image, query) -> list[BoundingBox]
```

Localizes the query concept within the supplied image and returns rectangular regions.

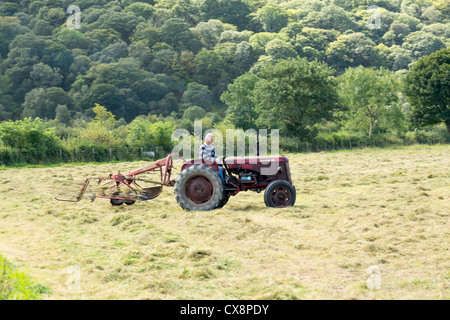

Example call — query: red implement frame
[56,153,186,203]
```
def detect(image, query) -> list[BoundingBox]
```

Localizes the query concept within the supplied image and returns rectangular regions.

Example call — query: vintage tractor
[56,153,296,210]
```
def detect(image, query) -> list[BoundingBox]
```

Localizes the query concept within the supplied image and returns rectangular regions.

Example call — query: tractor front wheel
[264,180,296,208]
[174,165,224,211]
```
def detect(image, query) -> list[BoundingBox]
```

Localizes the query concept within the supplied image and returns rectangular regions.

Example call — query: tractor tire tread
[264,180,296,208]
[174,164,224,211]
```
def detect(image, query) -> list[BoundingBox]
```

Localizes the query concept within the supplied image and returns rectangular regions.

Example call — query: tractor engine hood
[224,156,289,166]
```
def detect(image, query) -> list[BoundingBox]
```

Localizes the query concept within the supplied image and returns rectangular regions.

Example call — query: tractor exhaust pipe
[257,131,260,157]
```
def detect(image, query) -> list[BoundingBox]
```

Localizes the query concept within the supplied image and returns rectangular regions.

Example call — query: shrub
[127,119,175,152]
[0,254,51,300]
[0,118,60,163]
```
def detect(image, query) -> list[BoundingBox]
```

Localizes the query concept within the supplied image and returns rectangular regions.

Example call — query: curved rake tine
[55,178,91,202]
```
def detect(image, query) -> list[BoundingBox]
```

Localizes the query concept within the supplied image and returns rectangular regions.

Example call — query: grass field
[0,145,448,300]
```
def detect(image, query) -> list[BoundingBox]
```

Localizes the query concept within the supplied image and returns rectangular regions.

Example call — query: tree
[181,82,211,109]
[221,72,259,130]
[44,8,66,28]
[84,28,122,48]
[22,87,72,119]
[248,32,282,55]
[294,27,339,60]
[402,31,446,59]
[183,106,206,121]
[389,46,413,71]
[0,74,13,120]
[79,59,169,120]
[148,92,179,117]
[79,83,126,116]
[90,41,128,63]
[253,58,341,139]
[95,10,144,41]
[79,104,117,146]
[0,17,27,58]
[326,32,379,72]
[233,41,255,75]
[193,0,219,21]
[125,2,155,19]
[171,51,196,80]
[42,41,74,73]
[55,104,71,124]
[0,2,21,16]
[217,0,251,30]
[432,0,450,16]
[159,18,201,52]
[30,63,63,88]
[404,48,450,133]
[265,39,297,60]
[219,30,252,44]
[302,4,357,32]
[338,66,400,137]
[194,49,226,87]
[91,103,116,130]
[255,4,289,33]
[195,19,225,49]
[69,55,92,75]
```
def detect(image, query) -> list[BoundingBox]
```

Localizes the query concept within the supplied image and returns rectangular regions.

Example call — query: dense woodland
[0,0,449,164]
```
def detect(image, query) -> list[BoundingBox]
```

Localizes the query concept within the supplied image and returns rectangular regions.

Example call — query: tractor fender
[181,159,219,172]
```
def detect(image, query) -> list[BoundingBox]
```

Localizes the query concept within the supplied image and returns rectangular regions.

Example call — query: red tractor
[56,153,296,211]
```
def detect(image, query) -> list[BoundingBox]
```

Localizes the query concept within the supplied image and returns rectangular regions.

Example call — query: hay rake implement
[56,153,186,206]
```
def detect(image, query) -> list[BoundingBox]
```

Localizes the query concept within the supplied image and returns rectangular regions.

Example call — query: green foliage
[402,31,446,59]
[55,105,71,124]
[78,104,117,146]
[0,0,448,164]
[160,18,201,52]
[194,49,226,87]
[0,254,51,300]
[181,82,211,109]
[221,72,259,130]
[217,0,251,30]
[127,118,175,149]
[0,117,59,162]
[338,66,401,137]
[302,4,358,32]
[125,2,155,19]
[22,87,72,119]
[253,57,341,139]
[0,17,28,58]
[255,4,289,33]
[0,3,21,16]
[404,48,450,132]
[265,38,297,60]
[326,32,379,73]
[183,106,206,121]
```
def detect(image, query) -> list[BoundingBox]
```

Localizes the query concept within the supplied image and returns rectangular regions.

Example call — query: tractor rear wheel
[216,192,230,209]
[264,180,296,208]
[174,165,225,211]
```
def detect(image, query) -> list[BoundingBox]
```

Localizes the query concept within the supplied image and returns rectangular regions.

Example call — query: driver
[199,133,224,181]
